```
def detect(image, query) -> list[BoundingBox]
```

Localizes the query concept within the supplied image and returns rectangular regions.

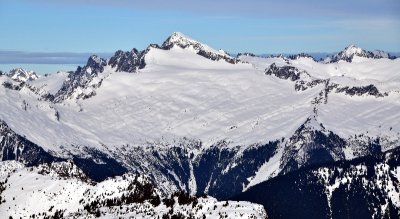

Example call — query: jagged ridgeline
[0,32,399,218]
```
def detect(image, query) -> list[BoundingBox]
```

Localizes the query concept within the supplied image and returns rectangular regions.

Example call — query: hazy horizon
[0,63,81,75]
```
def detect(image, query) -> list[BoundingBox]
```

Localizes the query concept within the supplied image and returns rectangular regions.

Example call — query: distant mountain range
[259,50,399,62]
[1,41,398,65]
[1,32,399,218]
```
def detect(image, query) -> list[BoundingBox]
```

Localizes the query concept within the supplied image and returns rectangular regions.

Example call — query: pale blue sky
[0,0,399,61]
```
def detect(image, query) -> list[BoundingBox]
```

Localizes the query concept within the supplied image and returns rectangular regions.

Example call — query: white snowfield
[1,41,399,150]
[0,33,399,192]
[0,46,316,154]
[28,71,69,95]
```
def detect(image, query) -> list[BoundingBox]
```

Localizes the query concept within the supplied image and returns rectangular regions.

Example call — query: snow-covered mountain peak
[7,68,38,82]
[162,32,238,64]
[326,44,393,63]
[163,32,218,53]
[343,44,364,57]
[165,32,192,44]
[331,44,368,62]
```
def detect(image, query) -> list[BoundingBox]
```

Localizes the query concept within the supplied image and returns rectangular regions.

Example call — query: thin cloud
[238,34,338,41]
[36,0,400,19]
[333,19,400,30]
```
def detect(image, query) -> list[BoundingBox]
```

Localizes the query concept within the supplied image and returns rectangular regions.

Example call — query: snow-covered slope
[28,71,69,95]
[0,161,266,219]
[1,45,318,154]
[0,33,399,216]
